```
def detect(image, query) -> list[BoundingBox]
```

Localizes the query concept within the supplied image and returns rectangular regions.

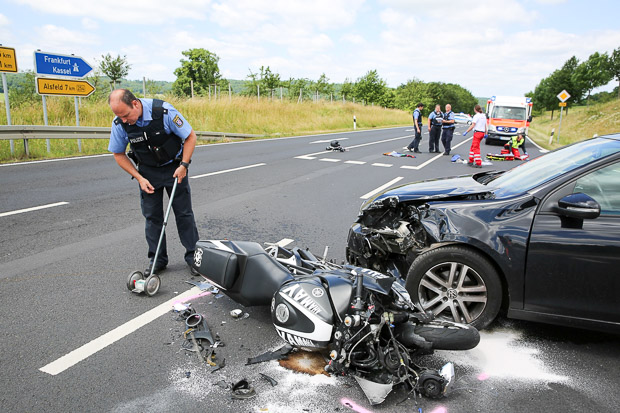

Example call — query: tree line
[528,48,620,118]
[1,48,478,115]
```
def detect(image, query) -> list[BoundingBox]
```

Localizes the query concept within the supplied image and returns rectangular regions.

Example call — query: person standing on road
[406,103,425,153]
[107,89,200,276]
[441,104,456,155]
[427,104,444,153]
[463,104,487,168]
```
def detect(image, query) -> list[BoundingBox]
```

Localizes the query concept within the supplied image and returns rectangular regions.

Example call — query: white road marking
[345,160,366,165]
[0,202,69,218]
[295,155,316,160]
[294,135,414,159]
[360,177,404,200]
[190,163,266,179]
[310,138,349,144]
[371,163,392,167]
[526,135,549,153]
[319,158,341,163]
[39,287,202,376]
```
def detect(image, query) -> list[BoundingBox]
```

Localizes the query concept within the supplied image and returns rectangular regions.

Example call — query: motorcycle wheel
[405,245,502,331]
[414,321,480,351]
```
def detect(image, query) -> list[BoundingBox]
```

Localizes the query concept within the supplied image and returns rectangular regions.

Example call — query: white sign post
[556,90,571,143]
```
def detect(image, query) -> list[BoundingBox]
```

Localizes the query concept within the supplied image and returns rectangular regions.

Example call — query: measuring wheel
[127,271,144,291]
[144,275,161,297]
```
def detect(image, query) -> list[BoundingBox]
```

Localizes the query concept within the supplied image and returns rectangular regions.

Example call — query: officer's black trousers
[139,163,199,267]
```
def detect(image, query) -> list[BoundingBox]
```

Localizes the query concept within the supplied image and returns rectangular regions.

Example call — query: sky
[1,0,619,97]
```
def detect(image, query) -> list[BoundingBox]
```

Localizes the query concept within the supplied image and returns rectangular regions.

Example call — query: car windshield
[486,137,620,197]
[491,106,526,120]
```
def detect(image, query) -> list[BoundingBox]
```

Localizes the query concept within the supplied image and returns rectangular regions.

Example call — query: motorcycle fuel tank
[271,277,334,349]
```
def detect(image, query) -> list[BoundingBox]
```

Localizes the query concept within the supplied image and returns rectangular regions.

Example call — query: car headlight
[517,127,525,133]
[488,125,496,132]
[365,195,400,211]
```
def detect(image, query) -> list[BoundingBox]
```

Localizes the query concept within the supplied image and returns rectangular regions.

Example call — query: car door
[524,161,620,324]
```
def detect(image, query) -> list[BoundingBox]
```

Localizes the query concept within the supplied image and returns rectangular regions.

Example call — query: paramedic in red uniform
[462,104,487,168]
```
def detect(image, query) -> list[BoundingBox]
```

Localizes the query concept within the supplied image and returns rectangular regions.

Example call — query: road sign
[36,77,95,97]
[559,102,567,107]
[0,46,18,73]
[557,90,571,102]
[34,51,93,78]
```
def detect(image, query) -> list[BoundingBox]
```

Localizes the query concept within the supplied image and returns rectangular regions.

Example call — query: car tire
[405,246,502,330]
[467,121,472,125]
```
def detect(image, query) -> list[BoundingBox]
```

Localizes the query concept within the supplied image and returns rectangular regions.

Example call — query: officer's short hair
[109,89,137,106]
[416,103,424,108]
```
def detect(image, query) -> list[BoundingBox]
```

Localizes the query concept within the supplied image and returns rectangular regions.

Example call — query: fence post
[229,83,231,100]
[257,85,260,102]
[143,76,146,98]
[190,80,194,98]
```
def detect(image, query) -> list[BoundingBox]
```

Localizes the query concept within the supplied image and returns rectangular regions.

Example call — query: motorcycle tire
[414,321,480,351]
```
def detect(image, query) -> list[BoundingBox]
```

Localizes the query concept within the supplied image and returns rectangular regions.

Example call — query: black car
[347,135,620,332]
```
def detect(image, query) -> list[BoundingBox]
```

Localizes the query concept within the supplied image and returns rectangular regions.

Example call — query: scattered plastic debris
[185,371,191,379]
[231,379,257,400]
[260,373,278,387]
[230,309,243,318]
[184,280,214,291]
[246,344,294,365]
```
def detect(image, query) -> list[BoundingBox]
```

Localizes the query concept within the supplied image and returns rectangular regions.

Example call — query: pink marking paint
[478,372,490,381]
[340,398,374,413]
[171,291,211,306]
[429,407,448,413]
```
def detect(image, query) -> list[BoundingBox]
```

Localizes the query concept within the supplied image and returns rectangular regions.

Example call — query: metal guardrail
[0,125,263,157]
[0,125,262,140]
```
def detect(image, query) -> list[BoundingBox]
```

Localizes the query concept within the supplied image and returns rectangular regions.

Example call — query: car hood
[366,174,493,206]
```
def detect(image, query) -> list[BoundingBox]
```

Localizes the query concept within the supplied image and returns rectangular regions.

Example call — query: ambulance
[485,96,533,145]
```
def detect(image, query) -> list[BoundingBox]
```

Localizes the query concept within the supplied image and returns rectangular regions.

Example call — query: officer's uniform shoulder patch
[173,114,183,127]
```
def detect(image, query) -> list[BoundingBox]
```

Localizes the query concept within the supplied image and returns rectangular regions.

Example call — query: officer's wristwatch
[180,161,191,170]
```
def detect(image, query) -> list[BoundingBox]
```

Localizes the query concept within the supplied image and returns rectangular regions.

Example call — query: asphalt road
[1,125,618,413]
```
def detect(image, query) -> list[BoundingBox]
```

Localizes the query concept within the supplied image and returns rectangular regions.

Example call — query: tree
[7,70,37,107]
[340,78,355,101]
[99,53,131,90]
[354,70,389,106]
[314,73,334,99]
[172,48,222,97]
[611,47,620,99]
[287,77,311,101]
[572,52,613,103]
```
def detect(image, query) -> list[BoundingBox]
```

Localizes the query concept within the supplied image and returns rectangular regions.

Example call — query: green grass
[528,99,620,150]
[0,95,412,163]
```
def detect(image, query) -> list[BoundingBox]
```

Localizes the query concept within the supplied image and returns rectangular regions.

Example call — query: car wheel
[405,246,501,330]
[467,121,472,125]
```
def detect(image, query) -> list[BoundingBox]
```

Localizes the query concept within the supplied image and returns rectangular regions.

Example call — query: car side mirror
[557,192,600,219]
[527,116,532,122]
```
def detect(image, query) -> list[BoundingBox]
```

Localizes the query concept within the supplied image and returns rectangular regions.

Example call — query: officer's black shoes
[414,149,421,153]
[145,263,167,276]
[189,265,199,277]
[443,152,450,156]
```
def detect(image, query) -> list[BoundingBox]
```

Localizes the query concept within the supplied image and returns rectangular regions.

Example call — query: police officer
[406,103,424,153]
[441,104,456,155]
[427,104,444,153]
[108,89,199,276]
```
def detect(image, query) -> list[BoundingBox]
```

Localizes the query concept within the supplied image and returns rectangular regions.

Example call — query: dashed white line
[319,158,341,163]
[190,163,266,179]
[361,177,404,200]
[371,163,392,168]
[39,287,202,376]
[345,161,366,165]
[0,202,69,218]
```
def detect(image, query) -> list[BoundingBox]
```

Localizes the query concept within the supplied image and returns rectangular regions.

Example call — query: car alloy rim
[418,261,487,324]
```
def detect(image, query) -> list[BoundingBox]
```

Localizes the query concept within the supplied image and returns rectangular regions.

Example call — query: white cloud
[35,24,100,50]
[14,0,212,24]
[341,33,365,45]
[81,17,99,30]
[0,13,10,26]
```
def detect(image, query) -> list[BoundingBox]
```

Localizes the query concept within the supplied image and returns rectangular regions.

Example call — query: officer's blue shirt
[428,111,443,125]
[108,99,193,154]
[442,111,455,128]
[413,109,420,121]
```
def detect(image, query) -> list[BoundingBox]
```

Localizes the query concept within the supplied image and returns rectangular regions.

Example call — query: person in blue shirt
[427,104,444,153]
[108,89,199,276]
[406,103,424,153]
[441,104,456,155]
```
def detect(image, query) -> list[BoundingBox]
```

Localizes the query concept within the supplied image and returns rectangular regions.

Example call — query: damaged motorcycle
[192,239,480,404]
